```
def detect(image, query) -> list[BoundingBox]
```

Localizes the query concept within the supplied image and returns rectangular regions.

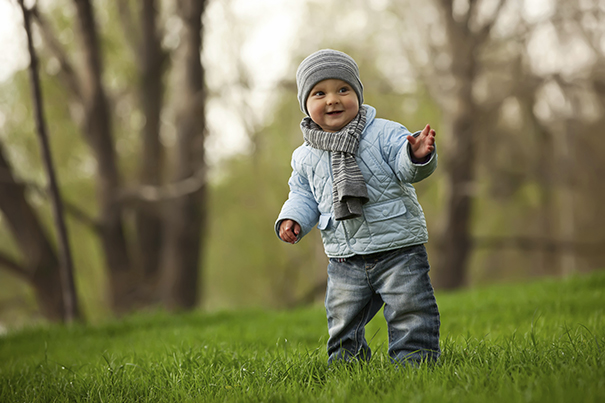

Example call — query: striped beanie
[296,49,364,116]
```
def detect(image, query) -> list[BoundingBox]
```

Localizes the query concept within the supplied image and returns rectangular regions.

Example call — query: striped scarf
[301,107,369,220]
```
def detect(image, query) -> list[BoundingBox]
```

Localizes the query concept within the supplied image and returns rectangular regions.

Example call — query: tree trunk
[433,1,478,289]
[134,0,166,301]
[437,102,476,289]
[20,0,80,322]
[161,0,207,309]
[0,145,66,321]
[72,0,133,312]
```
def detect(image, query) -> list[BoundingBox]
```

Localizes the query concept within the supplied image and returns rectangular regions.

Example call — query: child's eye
[313,91,325,96]
[339,87,350,93]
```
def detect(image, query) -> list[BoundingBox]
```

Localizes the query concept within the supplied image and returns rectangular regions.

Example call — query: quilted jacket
[275,105,437,258]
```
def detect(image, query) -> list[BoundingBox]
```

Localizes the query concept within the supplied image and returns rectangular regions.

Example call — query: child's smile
[306,79,359,132]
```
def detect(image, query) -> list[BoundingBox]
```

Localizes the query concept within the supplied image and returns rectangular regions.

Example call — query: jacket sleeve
[274,150,320,243]
[381,124,437,184]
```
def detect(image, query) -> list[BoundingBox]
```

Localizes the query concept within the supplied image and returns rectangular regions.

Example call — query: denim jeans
[325,244,440,366]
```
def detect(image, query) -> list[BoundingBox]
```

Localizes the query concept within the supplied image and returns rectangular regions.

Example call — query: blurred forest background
[0,0,603,329]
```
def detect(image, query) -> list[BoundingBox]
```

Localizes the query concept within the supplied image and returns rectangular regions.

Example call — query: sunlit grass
[1,271,603,402]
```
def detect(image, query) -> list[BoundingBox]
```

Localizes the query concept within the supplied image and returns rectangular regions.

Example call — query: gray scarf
[301,107,369,220]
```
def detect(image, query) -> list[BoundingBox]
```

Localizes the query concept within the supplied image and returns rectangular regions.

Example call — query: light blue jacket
[275,105,437,258]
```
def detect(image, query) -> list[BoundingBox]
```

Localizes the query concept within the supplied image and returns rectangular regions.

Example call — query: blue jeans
[325,244,440,366]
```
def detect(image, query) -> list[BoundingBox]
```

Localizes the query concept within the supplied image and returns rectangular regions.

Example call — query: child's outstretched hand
[407,124,436,162]
[279,219,301,244]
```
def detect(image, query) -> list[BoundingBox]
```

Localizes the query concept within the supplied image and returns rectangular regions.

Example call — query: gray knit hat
[296,49,364,116]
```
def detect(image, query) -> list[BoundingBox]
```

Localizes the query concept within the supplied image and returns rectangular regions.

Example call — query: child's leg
[325,256,382,364]
[372,245,440,366]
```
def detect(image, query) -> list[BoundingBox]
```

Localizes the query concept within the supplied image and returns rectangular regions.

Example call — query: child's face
[306,79,359,132]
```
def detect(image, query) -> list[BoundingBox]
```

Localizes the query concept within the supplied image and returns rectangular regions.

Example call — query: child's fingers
[422,124,431,136]
[425,129,436,147]
[280,221,290,240]
[282,230,295,243]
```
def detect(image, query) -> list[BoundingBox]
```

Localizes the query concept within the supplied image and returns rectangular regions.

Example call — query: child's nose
[326,93,339,104]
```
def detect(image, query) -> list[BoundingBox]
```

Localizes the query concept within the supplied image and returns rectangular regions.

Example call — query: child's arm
[275,148,321,244]
[381,123,438,183]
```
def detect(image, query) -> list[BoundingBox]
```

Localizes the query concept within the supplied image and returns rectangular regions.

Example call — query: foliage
[204,93,328,309]
[1,271,603,402]
[0,0,209,321]
[2,0,605,326]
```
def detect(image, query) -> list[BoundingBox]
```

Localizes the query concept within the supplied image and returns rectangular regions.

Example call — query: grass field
[1,271,604,402]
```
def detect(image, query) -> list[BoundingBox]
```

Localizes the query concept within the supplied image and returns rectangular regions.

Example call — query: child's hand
[279,219,301,244]
[407,124,436,162]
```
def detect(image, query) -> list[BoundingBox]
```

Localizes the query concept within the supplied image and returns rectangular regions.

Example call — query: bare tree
[0,0,210,319]
[70,0,134,312]
[114,0,168,304]
[411,0,510,289]
[0,144,66,321]
[17,0,80,322]
[160,0,208,309]
[540,0,605,273]
[135,0,166,299]
[391,0,605,286]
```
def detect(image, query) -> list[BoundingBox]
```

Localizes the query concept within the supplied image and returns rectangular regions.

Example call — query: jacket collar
[361,104,376,134]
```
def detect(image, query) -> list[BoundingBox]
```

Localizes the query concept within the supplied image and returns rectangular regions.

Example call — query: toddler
[275,49,440,366]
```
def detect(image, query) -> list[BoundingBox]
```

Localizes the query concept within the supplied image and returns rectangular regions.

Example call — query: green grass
[1,271,604,402]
